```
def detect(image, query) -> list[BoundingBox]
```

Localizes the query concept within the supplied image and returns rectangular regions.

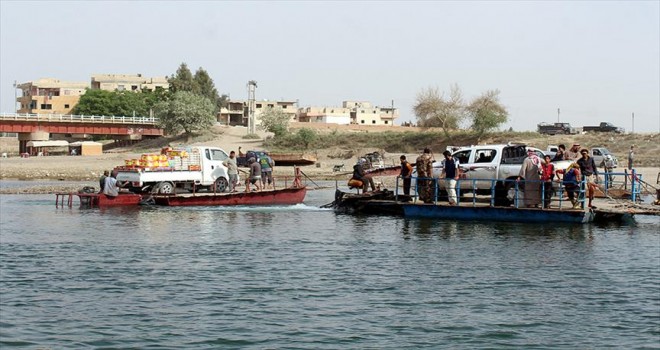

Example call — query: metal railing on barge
[394,169,643,210]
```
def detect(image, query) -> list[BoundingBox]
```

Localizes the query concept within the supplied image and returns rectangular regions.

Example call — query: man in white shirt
[441,150,461,205]
[103,175,120,197]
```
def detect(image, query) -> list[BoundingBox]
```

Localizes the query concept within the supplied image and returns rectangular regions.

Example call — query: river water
[1,181,659,349]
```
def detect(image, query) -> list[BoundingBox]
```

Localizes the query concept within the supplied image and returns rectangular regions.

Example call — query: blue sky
[1,1,658,132]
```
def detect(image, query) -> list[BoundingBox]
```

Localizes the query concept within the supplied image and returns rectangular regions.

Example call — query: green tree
[296,128,317,149]
[258,106,291,137]
[466,89,508,140]
[72,89,115,116]
[413,84,465,140]
[168,63,196,93]
[154,91,215,135]
[193,68,219,106]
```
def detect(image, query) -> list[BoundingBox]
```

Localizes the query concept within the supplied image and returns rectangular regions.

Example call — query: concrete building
[218,99,297,126]
[16,78,88,115]
[297,100,399,126]
[91,74,169,92]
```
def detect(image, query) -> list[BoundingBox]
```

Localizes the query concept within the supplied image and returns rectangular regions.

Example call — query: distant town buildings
[16,78,88,115]
[16,74,169,114]
[90,74,169,92]
[14,76,399,127]
[218,99,297,126]
[298,101,398,126]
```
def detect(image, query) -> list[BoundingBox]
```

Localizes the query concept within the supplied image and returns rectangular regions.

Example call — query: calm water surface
[1,181,659,349]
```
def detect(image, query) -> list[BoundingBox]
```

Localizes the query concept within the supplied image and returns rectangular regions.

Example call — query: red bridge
[0,112,164,153]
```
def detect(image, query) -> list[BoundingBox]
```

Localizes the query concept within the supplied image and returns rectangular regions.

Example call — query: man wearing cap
[577,148,599,208]
[245,157,262,192]
[259,151,275,189]
[565,143,581,161]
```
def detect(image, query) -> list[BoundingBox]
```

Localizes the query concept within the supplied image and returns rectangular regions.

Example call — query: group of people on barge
[387,142,607,210]
[519,142,599,209]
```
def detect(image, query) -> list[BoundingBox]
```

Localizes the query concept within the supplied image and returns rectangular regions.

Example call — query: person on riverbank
[99,170,109,193]
[259,151,275,189]
[399,155,413,196]
[245,157,262,192]
[441,150,460,205]
[577,148,599,208]
[416,148,434,203]
[517,149,541,208]
[541,155,555,208]
[352,158,376,193]
[223,151,239,192]
[628,145,635,170]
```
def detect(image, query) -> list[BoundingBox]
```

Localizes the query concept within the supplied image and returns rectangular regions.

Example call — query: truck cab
[591,147,618,168]
[416,143,572,205]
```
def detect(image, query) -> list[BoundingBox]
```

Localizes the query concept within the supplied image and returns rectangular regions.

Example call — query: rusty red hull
[56,192,142,208]
[153,187,307,206]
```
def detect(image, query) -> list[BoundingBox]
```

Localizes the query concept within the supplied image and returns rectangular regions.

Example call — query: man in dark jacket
[352,159,376,192]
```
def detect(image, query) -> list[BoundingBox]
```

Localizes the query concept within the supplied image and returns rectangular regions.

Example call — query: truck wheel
[214,177,228,193]
[157,182,175,194]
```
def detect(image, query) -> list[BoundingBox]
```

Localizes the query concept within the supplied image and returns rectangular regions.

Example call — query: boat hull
[153,187,307,206]
[402,203,593,224]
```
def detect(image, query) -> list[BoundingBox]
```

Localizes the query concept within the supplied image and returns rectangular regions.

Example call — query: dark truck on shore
[583,122,624,133]
[537,122,580,135]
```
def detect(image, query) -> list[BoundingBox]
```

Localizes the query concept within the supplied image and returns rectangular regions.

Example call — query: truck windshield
[205,149,229,161]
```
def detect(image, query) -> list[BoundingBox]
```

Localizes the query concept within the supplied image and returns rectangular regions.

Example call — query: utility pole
[632,112,634,133]
[557,108,560,123]
[13,80,18,113]
[247,80,258,134]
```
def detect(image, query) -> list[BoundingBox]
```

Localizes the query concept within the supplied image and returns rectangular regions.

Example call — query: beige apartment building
[91,74,169,92]
[16,78,88,114]
[298,100,398,126]
[218,99,297,126]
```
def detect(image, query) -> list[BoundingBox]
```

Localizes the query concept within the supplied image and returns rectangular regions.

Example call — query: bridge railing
[0,112,159,125]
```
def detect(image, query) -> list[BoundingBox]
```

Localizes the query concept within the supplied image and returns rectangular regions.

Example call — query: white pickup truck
[115,146,233,194]
[417,143,572,205]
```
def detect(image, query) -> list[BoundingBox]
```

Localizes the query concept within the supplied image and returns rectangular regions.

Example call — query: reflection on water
[0,187,658,349]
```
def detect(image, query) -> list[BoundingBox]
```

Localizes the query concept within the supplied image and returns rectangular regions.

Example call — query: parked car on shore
[583,122,624,133]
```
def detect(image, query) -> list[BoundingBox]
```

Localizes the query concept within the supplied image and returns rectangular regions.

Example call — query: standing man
[99,170,109,193]
[441,150,460,205]
[628,145,635,170]
[415,148,434,203]
[259,151,275,189]
[565,143,581,160]
[223,151,239,192]
[577,148,599,208]
[517,149,542,208]
[399,155,413,196]
[556,163,582,209]
[245,157,262,192]
[540,155,555,208]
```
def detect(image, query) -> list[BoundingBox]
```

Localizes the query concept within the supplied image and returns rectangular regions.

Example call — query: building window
[361,110,365,113]
[64,104,70,108]
[132,85,138,91]
[30,100,37,109]
[40,104,52,110]
[372,120,376,124]
[282,105,287,109]
[268,104,274,108]
[256,104,262,108]
[385,121,388,124]
[361,120,365,124]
